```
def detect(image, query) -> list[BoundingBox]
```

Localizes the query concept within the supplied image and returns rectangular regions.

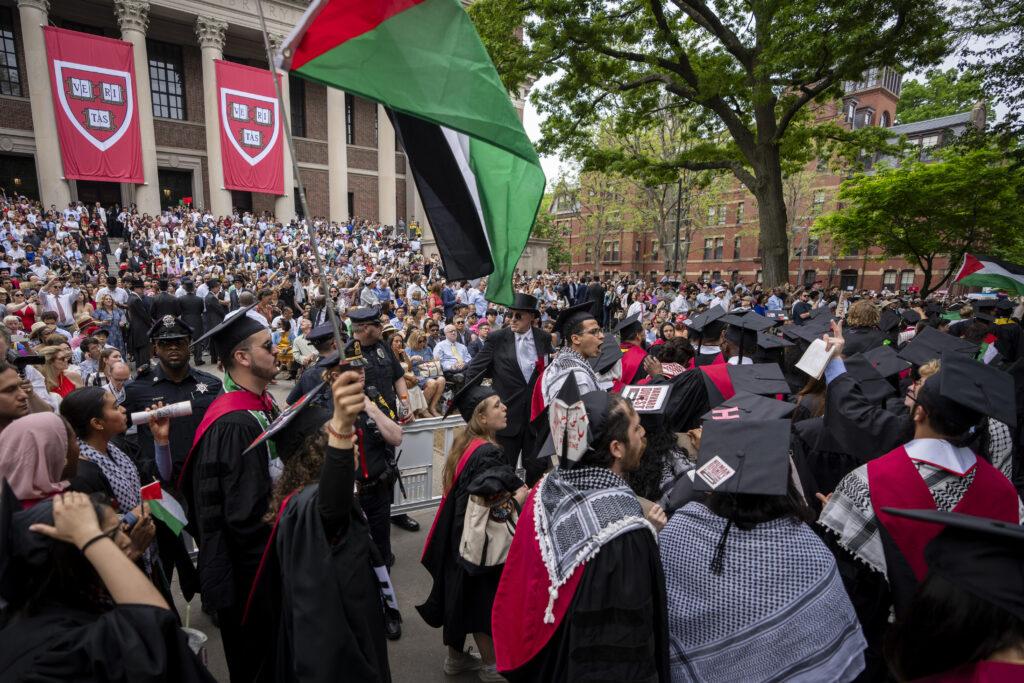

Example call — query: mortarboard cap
[861,344,910,378]
[701,391,797,422]
[722,314,776,362]
[553,302,596,346]
[974,312,995,323]
[692,418,792,495]
[727,363,790,396]
[931,350,1016,426]
[756,331,795,351]
[882,508,1024,624]
[996,298,1015,313]
[190,304,266,360]
[243,381,329,457]
[589,334,624,374]
[897,326,979,367]
[687,306,727,340]
[878,308,901,333]
[614,313,642,338]
[843,354,897,404]
[901,309,922,325]
[444,372,497,421]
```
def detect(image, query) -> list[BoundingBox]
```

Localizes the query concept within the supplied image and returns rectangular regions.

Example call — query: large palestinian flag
[280,0,545,306]
[953,254,1024,294]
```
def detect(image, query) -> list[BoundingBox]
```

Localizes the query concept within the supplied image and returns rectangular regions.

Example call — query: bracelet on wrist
[326,422,356,440]
[79,532,111,554]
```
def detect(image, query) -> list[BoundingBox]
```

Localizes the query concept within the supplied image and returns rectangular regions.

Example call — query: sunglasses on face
[156,338,188,348]
[509,312,529,320]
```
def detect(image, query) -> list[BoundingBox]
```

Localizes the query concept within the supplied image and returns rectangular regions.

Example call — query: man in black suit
[584,275,606,328]
[466,293,552,475]
[202,279,228,364]
[125,278,153,367]
[179,279,205,365]
[150,278,181,321]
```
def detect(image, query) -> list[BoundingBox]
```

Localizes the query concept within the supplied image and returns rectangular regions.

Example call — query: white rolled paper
[130,401,193,424]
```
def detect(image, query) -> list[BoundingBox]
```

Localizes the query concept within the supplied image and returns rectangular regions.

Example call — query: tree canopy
[813,144,1024,295]
[470,0,952,286]
[959,0,1024,146]
[895,68,987,125]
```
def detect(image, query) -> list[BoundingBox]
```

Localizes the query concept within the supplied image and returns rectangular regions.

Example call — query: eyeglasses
[578,327,603,337]
[509,312,530,320]
[56,355,71,362]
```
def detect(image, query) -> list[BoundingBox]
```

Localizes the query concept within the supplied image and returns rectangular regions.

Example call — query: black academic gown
[418,442,523,648]
[0,604,214,682]
[504,530,670,683]
[272,477,390,682]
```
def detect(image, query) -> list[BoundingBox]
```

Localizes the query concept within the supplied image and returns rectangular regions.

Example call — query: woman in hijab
[0,412,79,509]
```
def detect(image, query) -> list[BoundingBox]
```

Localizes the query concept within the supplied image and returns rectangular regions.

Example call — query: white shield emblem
[53,60,135,152]
[219,87,280,166]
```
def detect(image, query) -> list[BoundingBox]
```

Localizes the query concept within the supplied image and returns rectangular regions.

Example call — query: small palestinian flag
[953,254,1024,295]
[141,481,188,536]
[279,0,545,306]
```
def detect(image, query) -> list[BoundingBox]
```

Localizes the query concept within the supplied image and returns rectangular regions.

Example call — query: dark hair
[80,336,100,355]
[916,381,983,445]
[575,394,634,469]
[885,573,1024,681]
[40,311,58,322]
[60,386,110,437]
[567,316,594,341]
[265,429,326,524]
[705,477,814,531]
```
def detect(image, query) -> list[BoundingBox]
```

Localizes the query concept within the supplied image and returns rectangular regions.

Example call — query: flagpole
[255,0,346,360]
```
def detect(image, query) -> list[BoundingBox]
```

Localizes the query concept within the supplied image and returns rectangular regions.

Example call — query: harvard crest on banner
[43,26,144,183]
[215,60,284,195]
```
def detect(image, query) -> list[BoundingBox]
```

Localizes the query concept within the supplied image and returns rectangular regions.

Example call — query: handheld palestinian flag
[141,481,188,536]
[953,254,1024,295]
[279,0,545,306]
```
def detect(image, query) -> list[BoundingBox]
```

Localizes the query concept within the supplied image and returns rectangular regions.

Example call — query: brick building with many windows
[554,71,984,291]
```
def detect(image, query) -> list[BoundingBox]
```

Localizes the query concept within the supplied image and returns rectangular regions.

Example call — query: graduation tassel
[710,519,732,575]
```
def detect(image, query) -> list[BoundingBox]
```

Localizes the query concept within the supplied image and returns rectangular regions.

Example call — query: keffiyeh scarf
[535,466,655,623]
[662,503,866,683]
[78,438,140,512]
[541,348,601,405]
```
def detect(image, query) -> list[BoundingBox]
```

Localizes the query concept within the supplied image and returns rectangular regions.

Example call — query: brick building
[556,71,984,292]
[0,0,528,225]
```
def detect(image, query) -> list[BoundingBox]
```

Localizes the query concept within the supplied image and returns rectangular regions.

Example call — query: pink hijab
[0,412,70,503]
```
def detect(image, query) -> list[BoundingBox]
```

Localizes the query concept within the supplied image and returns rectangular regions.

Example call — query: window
[718,205,727,226]
[921,135,940,149]
[703,238,714,260]
[806,237,819,257]
[899,270,916,290]
[755,270,763,283]
[634,240,641,261]
[651,239,659,260]
[882,270,897,290]
[602,240,620,262]
[148,40,186,120]
[736,201,744,224]
[879,111,891,127]
[803,270,817,287]
[812,190,825,214]
[711,270,721,281]
[731,270,740,284]
[0,8,21,97]
[584,242,593,262]
[707,206,716,226]
[62,20,104,36]
[700,271,710,283]
[733,236,741,259]
[714,237,724,260]
[289,74,305,137]
[374,105,378,146]
[345,93,355,144]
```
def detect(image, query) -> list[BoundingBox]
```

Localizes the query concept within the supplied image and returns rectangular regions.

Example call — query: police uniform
[123,315,222,482]
[285,322,341,405]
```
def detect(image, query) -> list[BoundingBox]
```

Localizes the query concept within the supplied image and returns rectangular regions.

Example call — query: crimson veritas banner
[43,26,144,183]
[215,60,284,195]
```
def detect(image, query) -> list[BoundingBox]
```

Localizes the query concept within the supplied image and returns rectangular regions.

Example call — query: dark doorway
[0,154,39,201]
[347,191,354,221]
[293,187,302,218]
[158,169,192,211]
[840,269,859,291]
[231,190,253,214]
[76,180,121,206]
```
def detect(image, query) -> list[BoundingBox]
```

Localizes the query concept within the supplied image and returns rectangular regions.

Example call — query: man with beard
[492,379,669,681]
[538,302,604,406]
[818,341,1023,680]
[177,306,282,683]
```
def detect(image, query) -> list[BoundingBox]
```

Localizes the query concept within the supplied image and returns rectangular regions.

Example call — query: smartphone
[122,510,139,532]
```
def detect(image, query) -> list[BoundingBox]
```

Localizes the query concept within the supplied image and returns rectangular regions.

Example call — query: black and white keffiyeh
[541,348,601,406]
[534,466,655,623]
[662,503,866,683]
[78,437,141,512]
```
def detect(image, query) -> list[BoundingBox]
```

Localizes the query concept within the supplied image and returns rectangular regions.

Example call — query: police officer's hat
[307,322,336,343]
[316,339,369,369]
[348,306,382,324]
[148,315,194,341]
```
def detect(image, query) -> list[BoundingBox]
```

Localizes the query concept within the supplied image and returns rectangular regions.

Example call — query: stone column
[269,34,294,221]
[114,0,159,215]
[376,103,396,226]
[326,87,349,222]
[195,16,230,218]
[16,0,71,208]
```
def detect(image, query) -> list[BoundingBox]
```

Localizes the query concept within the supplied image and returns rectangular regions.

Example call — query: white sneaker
[478,665,506,682]
[443,652,483,675]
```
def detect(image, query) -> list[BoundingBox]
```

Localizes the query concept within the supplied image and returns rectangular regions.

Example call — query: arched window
[879,111,891,127]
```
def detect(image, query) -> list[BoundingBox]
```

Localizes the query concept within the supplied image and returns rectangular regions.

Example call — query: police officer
[123,314,222,483]
[285,322,342,405]
[350,306,421,534]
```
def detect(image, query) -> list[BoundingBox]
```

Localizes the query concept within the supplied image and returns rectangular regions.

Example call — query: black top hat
[509,292,540,316]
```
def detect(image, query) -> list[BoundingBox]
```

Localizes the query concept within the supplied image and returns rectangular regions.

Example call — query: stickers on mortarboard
[550,373,589,464]
[621,384,671,413]
[696,456,736,489]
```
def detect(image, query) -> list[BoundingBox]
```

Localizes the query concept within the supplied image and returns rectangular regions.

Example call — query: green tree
[960,0,1024,146]
[469,0,951,287]
[563,168,636,277]
[895,68,987,125]
[813,145,1024,296]
[532,193,572,270]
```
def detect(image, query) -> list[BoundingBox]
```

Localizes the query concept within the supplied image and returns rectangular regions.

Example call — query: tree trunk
[751,147,791,288]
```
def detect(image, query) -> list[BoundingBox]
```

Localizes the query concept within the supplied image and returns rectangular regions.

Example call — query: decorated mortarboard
[614,313,642,337]
[546,373,612,468]
[148,314,194,340]
[444,372,497,422]
[620,383,672,413]
[701,391,797,422]
[931,350,1016,427]
[190,304,266,359]
[589,334,624,374]
[861,344,910,378]
[243,381,329,456]
[881,508,1024,624]
[692,418,792,495]
[726,363,790,396]
[897,326,979,367]
[553,302,597,346]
